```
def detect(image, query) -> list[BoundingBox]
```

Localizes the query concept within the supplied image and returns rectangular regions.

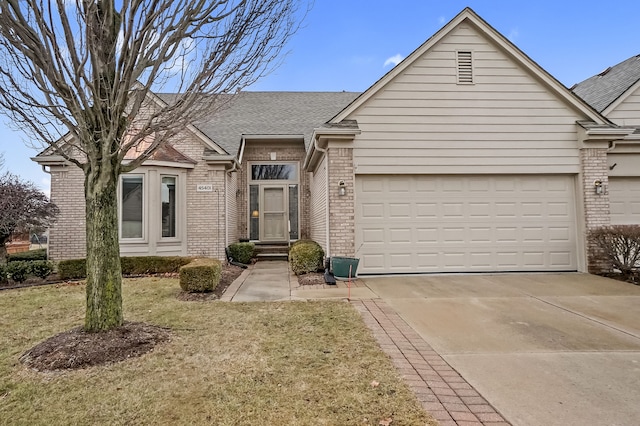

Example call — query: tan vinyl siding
[348,24,585,174]
[310,155,328,252]
[606,85,640,126]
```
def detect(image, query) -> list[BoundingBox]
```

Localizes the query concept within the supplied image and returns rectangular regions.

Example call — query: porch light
[251,210,259,218]
[338,180,346,196]
[594,180,603,195]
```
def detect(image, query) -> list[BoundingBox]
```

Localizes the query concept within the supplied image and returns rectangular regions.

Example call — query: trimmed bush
[58,256,194,280]
[57,259,87,280]
[289,240,324,275]
[179,258,222,292]
[589,225,640,275]
[228,242,255,264]
[8,248,47,262]
[29,260,54,279]
[7,261,30,283]
[120,256,193,275]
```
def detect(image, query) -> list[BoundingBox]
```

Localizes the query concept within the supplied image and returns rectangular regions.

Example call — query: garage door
[609,177,640,225]
[355,175,578,274]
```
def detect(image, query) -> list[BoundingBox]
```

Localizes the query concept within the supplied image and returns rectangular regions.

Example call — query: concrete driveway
[361,273,640,426]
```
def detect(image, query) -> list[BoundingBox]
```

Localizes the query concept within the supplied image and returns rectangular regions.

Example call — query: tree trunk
[84,167,123,332]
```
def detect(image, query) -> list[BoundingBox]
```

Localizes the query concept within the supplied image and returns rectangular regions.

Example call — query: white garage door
[355,175,578,274]
[609,177,640,225]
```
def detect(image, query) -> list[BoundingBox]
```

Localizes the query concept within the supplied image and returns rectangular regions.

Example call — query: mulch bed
[20,322,171,371]
[297,271,327,286]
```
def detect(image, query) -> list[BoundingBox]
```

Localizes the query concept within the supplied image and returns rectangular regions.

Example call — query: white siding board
[226,172,238,244]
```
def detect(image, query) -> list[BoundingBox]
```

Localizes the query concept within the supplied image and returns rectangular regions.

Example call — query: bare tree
[0,172,58,263]
[0,0,306,331]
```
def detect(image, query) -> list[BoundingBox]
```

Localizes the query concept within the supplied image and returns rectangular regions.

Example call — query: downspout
[224,174,229,252]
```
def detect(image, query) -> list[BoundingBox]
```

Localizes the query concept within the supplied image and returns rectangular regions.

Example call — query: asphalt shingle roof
[158,91,361,155]
[572,54,640,113]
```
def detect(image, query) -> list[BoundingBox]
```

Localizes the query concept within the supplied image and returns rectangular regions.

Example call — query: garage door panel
[355,175,578,273]
[610,177,640,225]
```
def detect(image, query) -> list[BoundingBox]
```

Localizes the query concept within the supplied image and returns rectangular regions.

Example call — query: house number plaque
[196,184,213,192]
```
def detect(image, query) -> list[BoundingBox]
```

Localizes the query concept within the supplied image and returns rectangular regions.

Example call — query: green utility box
[331,256,360,280]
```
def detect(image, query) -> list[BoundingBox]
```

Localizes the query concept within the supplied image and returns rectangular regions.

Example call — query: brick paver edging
[351,300,510,426]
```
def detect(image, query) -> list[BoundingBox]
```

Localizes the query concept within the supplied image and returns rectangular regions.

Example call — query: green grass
[0,278,434,425]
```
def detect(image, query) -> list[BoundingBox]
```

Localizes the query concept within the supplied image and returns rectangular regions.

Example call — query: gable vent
[457,51,474,84]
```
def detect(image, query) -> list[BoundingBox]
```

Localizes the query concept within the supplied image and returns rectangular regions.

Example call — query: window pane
[162,176,176,238]
[122,176,143,238]
[289,184,299,240]
[249,185,259,240]
[251,164,297,180]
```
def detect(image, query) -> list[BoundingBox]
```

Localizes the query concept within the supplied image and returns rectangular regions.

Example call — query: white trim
[159,174,179,241]
[247,161,301,242]
[119,174,146,242]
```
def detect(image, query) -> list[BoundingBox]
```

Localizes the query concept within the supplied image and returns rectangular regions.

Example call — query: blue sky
[2,0,640,195]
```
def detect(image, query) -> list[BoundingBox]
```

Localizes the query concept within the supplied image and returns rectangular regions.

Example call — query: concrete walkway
[220,261,505,425]
[220,260,378,302]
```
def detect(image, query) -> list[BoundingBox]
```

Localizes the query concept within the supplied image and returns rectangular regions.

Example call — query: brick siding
[580,148,611,273]
[327,147,355,257]
[48,165,87,261]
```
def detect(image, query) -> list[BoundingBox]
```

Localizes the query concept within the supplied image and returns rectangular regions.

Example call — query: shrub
[8,248,47,262]
[29,260,54,279]
[121,256,193,275]
[228,242,255,264]
[57,259,87,280]
[589,225,640,275]
[58,256,194,280]
[7,261,30,283]
[0,264,7,284]
[289,240,324,275]
[179,258,222,292]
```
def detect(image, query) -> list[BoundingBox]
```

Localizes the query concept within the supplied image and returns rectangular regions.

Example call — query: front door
[261,185,287,241]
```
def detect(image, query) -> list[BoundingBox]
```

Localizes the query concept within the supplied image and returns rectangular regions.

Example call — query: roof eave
[30,155,69,166]
[303,127,361,171]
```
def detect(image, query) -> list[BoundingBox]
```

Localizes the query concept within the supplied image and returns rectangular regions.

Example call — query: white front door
[261,185,287,241]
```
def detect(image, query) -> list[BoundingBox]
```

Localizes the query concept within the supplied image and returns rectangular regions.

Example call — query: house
[33,8,639,275]
[572,55,640,227]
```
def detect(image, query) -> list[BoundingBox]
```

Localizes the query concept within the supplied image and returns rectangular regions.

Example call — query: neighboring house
[572,55,640,227]
[34,8,639,274]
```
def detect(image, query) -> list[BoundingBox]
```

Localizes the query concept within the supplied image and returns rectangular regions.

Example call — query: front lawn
[0,278,433,425]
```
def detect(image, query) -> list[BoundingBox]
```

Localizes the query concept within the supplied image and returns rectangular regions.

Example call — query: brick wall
[48,127,233,261]
[237,141,309,240]
[170,133,228,260]
[580,148,611,273]
[327,147,355,257]
[48,165,87,261]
